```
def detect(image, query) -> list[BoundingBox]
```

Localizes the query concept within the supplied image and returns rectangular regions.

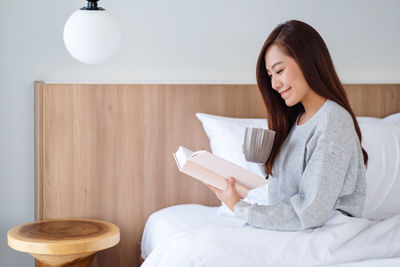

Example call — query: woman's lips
[280,87,291,97]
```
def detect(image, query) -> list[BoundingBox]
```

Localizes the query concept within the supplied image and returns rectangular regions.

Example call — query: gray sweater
[234,100,367,231]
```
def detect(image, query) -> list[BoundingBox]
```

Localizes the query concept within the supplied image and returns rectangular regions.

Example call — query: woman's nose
[271,76,283,91]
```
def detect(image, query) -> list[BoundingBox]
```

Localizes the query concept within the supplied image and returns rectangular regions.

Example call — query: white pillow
[196,113,268,177]
[382,113,400,123]
[360,118,400,220]
[196,112,400,220]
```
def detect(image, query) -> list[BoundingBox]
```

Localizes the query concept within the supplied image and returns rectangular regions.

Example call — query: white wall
[0,0,399,265]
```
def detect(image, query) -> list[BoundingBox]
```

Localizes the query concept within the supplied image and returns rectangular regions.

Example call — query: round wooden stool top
[7,218,120,256]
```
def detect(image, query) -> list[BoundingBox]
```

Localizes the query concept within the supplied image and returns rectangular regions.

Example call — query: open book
[173,146,267,198]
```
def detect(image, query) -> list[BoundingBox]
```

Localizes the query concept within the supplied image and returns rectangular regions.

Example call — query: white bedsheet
[141,204,400,267]
[324,258,400,267]
[141,204,246,259]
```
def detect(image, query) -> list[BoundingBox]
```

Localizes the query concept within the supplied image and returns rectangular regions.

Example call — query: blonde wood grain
[345,84,400,117]
[34,81,45,220]
[8,219,119,267]
[33,253,94,266]
[34,83,400,267]
[35,254,95,267]
[7,219,119,255]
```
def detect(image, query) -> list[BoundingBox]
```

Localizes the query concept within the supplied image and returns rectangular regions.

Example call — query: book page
[183,160,227,189]
[173,146,266,199]
[182,160,250,199]
[173,146,194,170]
[189,151,266,189]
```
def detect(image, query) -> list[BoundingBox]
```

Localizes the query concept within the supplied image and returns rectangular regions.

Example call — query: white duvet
[142,205,400,267]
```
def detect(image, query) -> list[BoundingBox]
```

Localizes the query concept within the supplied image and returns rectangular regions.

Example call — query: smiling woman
[257,20,368,173]
[265,45,327,117]
[206,20,369,231]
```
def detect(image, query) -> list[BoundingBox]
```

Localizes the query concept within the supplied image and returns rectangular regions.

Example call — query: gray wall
[1,0,399,266]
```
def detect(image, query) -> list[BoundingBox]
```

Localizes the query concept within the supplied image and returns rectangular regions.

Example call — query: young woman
[208,20,368,231]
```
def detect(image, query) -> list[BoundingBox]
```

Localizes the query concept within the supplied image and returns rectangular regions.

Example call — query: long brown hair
[257,20,368,176]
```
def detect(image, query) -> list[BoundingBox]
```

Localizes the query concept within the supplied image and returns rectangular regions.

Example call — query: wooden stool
[7,218,120,267]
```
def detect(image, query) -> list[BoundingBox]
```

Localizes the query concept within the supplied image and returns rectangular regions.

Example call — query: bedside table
[7,218,120,267]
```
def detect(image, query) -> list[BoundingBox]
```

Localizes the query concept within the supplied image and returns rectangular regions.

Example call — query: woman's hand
[207,177,241,212]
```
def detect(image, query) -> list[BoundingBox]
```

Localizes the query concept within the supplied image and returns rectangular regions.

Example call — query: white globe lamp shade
[64,9,121,64]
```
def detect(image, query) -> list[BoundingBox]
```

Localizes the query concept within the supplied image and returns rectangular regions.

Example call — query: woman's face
[265,44,313,107]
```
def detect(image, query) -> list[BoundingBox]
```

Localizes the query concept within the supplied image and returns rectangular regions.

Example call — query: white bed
[141,204,400,267]
[141,113,400,267]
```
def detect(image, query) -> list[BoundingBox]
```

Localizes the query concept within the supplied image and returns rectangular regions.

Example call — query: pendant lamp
[63,0,121,64]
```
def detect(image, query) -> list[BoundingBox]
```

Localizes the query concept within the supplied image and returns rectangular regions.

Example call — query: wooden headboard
[34,82,400,267]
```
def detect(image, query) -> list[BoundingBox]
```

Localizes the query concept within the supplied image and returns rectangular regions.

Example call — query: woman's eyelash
[268,69,283,78]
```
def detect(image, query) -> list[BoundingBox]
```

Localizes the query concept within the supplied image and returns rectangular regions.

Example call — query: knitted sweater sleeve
[234,132,353,231]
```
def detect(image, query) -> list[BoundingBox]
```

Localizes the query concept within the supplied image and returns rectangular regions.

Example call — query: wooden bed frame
[34,82,400,267]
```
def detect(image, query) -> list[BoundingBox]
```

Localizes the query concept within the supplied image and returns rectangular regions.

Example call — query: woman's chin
[284,98,296,107]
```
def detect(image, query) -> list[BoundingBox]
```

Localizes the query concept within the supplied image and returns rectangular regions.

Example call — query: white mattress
[141,204,400,267]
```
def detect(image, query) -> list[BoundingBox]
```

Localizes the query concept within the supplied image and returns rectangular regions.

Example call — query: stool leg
[36,254,95,267]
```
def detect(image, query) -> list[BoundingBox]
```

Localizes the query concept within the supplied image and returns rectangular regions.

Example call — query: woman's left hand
[207,177,241,212]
